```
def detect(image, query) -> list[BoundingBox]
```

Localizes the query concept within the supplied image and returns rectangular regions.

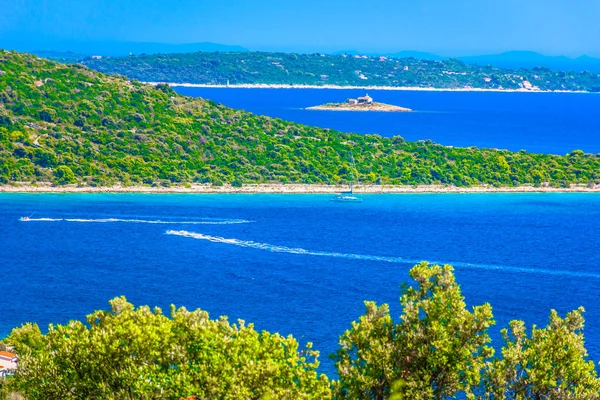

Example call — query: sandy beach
[146,82,590,94]
[2,183,599,194]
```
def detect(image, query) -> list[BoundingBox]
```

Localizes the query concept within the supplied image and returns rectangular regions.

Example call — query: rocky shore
[306,101,412,112]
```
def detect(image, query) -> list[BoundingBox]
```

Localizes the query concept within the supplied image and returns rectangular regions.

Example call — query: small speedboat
[19,216,30,221]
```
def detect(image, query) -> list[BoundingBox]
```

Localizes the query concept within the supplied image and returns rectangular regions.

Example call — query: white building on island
[357,94,373,104]
[347,94,373,105]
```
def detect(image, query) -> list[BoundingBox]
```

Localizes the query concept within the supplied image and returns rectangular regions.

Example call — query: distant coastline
[147,82,590,94]
[2,183,599,194]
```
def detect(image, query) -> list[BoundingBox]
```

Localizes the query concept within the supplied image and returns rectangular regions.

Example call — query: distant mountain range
[457,51,600,73]
[338,50,600,73]
[382,51,447,61]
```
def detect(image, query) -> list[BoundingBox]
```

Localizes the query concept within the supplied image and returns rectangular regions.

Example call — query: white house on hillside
[0,351,18,375]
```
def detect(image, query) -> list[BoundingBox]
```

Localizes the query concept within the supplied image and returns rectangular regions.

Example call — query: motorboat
[332,193,363,203]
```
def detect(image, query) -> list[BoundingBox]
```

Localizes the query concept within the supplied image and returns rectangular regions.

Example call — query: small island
[306,94,412,112]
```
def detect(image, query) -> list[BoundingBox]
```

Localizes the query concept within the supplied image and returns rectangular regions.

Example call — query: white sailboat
[332,151,363,203]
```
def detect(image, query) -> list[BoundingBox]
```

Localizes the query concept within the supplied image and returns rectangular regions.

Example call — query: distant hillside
[332,50,444,60]
[458,51,600,73]
[1,41,248,57]
[334,50,600,73]
[82,51,600,92]
[1,50,599,188]
[385,50,446,61]
[27,50,87,62]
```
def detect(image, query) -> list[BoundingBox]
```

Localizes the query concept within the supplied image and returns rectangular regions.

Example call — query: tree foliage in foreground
[1,50,600,188]
[3,297,331,400]
[2,263,600,399]
[334,263,495,399]
[480,307,600,399]
[336,263,600,399]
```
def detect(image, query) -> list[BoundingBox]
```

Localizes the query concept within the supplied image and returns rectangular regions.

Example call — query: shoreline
[2,183,600,194]
[147,82,591,94]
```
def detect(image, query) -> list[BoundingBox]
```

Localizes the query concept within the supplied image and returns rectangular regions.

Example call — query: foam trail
[21,217,252,225]
[167,230,600,279]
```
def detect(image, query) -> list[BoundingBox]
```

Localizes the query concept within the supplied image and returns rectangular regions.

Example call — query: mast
[349,150,357,193]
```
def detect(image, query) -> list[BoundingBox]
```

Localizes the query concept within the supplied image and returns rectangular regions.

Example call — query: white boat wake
[20,217,252,225]
[167,229,413,262]
[166,230,600,279]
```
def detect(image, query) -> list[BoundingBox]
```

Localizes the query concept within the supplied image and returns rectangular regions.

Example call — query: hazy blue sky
[1,0,599,56]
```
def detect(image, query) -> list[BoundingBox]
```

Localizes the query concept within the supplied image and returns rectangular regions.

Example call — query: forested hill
[0,50,599,188]
[82,51,600,92]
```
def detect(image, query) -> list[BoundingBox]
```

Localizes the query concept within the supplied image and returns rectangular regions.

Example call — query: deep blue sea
[2,193,600,375]
[174,87,600,155]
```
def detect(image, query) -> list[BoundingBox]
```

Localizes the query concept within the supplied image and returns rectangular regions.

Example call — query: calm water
[2,193,600,375]
[174,87,600,155]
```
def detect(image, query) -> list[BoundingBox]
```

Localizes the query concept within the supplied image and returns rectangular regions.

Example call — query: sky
[1,0,599,57]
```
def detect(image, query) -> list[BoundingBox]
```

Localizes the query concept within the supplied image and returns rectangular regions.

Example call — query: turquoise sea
[2,193,600,374]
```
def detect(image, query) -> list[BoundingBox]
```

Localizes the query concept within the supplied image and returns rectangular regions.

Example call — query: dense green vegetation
[82,51,600,92]
[1,50,600,188]
[3,297,330,399]
[2,263,599,399]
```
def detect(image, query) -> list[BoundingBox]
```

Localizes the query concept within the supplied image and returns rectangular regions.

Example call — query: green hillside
[82,51,600,92]
[0,50,599,187]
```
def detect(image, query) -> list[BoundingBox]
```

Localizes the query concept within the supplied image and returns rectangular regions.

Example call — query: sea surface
[174,87,600,155]
[2,193,600,375]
